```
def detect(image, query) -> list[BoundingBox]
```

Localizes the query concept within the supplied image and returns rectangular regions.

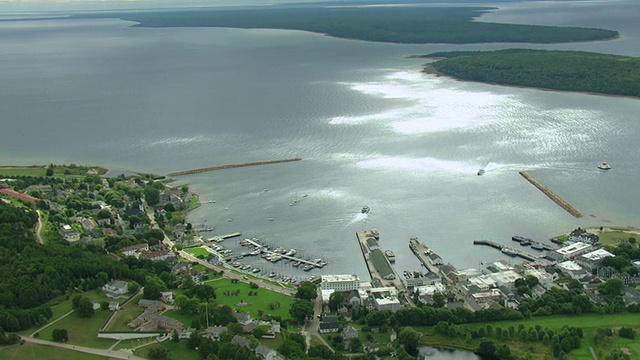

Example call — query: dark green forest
[77,6,618,44]
[425,49,640,97]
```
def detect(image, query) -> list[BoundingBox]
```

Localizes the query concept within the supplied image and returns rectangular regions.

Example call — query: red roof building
[0,188,36,203]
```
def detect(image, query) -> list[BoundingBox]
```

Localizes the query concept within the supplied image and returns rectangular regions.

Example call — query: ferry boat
[361,206,370,214]
[477,168,485,176]
[530,243,544,251]
[385,250,396,262]
[597,162,611,170]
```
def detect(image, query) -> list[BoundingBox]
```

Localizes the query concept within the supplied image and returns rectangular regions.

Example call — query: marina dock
[206,232,242,242]
[519,171,582,218]
[241,238,327,269]
[356,230,406,291]
[408,237,444,277]
[167,157,302,177]
[473,239,539,261]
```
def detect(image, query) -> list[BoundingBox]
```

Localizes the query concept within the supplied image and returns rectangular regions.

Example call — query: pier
[519,171,582,218]
[356,230,406,292]
[241,238,327,269]
[167,157,302,177]
[206,232,242,242]
[473,239,538,261]
[408,237,444,278]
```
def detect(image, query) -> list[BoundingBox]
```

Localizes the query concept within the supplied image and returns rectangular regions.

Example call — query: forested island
[423,49,640,98]
[76,6,618,44]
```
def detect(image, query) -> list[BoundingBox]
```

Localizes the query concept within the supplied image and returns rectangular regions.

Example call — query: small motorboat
[597,162,611,170]
[477,168,485,176]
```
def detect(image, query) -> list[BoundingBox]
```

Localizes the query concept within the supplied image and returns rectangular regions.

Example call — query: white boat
[361,206,370,214]
[597,162,611,170]
[385,250,396,262]
[477,168,485,176]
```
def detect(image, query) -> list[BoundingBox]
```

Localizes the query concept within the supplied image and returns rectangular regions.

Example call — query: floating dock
[519,171,582,218]
[473,239,538,261]
[241,238,327,269]
[167,157,302,177]
[206,232,242,242]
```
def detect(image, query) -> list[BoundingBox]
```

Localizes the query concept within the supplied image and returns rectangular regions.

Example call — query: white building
[489,270,522,290]
[558,261,589,280]
[577,249,614,270]
[320,274,360,291]
[525,268,556,289]
[369,287,402,312]
[550,242,593,261]
[415,283,446,296]
[103,280,129,299]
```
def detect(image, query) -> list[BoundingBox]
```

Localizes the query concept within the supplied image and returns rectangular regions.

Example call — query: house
[119,243,149,257]
[0,188,36,203]
[109,302,120,311]
[103,280,129,299]
[255,345,282,360]
[161,292,174,304]
[140,250,172,262]
[232,311,252,326]
[231,335,251,348]
[342,326,359,340]
[206,326,228,340]
[180,328,196,339]
[128,299,181,333]
[318,315,340,333]
[60,224,80,242]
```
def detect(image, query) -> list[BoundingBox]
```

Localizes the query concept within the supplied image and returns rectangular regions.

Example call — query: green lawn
[163,309,196,328]
[418,313,640,360]
[184,247,209,257]
[0,166,46,177]
[205,278,293,320]
[134,339,199,360]
[103,295,144,332]
[41,310,116,349]
[0,342,109,360]
[114,337,158,351]
[598,229,638,248]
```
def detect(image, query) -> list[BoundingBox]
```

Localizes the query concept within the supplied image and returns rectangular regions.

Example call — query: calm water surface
[1,1,639,283]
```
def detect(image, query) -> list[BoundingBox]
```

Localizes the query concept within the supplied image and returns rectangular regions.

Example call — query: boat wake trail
[348,213,368,225]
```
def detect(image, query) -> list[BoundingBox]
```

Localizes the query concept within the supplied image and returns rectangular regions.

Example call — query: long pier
[167,157,302,177]
[206,232,242,242]
[408,237,444,277]
[473,239,538,261]
[519,171,582,218]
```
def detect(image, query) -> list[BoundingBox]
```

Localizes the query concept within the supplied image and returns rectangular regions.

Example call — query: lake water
[1,0,639,284]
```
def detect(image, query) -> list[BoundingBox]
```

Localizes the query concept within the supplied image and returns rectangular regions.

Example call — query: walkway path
[35,209,44,244]
[22,337,144,360]
[30,310,74,338]
[589,347,598,360]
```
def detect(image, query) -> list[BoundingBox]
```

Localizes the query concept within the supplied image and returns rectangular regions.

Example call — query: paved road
[35,210,44,244]
[22,337,144,360]
[304,288,334,353]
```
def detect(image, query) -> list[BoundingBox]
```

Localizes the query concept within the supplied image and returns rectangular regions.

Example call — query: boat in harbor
[252,268,261,273]
[292,261,301,267]
[361,206,370,214]
[385,250,396,262]
[303,265,314,271]
[286,249,297,256]
[530,243,544,251]
[597,162,611,170]
[268,272,277,278]
[477,168,485,176]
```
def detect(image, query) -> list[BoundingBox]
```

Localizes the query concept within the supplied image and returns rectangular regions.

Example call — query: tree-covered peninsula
[79,6,618,44]
[424,49,640,97]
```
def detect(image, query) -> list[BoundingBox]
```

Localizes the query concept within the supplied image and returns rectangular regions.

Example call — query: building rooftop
[558,260,583,272]
[556,242,591,256]
[581,248,614,261]
[321,274,359,283]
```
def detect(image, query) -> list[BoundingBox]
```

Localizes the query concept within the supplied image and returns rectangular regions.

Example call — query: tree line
[426,49,640,97]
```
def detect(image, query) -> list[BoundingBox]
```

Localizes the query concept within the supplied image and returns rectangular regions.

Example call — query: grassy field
[134,339,199,360]
[41,310,116,349]
[598,229,638,248]
[0,166,47,177]
[0,165,107,177]
[205,277,293,320]
[184,247,209,257]
[113,336,157,351]
[0,342,109,360]
[103,295,144,332]
[163,309,196,328]
[415,313,640,360]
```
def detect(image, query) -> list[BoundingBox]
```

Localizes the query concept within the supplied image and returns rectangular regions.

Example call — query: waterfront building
[577,248,615,271]
[369,287,402,312]
[488,270,522,290]
[549,242,593,261]
[320,274,360,291]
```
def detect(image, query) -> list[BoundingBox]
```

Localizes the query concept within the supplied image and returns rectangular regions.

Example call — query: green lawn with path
[134,339,199,360]
[41,310,116,349]
[205,277,293,320]
[103,295,144,332]
[0,342,109,360]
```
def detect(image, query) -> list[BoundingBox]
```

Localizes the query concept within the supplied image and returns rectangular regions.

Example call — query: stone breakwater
[167,157,302,176]
[519,171,582,218]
